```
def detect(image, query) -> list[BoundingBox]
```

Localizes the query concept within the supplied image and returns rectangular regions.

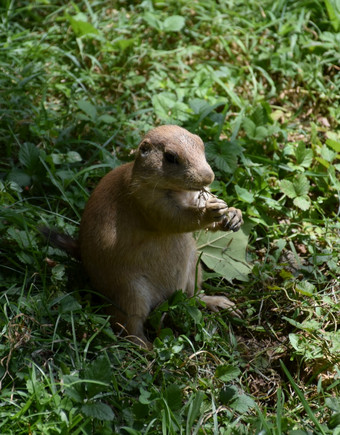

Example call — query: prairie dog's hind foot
[200,294,242,318]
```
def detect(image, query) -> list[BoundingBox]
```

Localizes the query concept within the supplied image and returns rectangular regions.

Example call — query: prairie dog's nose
[200,165,214,185]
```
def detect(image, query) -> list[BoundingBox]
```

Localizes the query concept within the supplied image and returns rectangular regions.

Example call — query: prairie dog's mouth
[186,185,210,192]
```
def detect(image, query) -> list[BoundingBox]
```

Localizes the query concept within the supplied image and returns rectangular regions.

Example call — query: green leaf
[328,412,340,429]
[320,144,337,162]
[280,179,296,198]
[189,98,210,114]
[315,156,330,168]
[186,391,204,432]
[139,388,152,405]
[81,402,115,421]
[324,0,340,31]
[230,393,256,413]
[59,295,82,313]
[280,175,310,208]
[235,185,254,203]
[77,100,97,121]
[196,222,253,282]
[293,174,310,197]
[205,141,242,175]
[152,92,189,122]
[252,105,267,126]
[163,15,185,32]
[66,13,99,36]
[51,151,82,165]
[243,118,256,138]
[163,384,183,411]
[84,356,111,398]
[213,155,234,174]
[63,375,84,403]
[143,12,161,31]
[293,195,311,210]
[186,305,202,324]
[215,364,241,382]
[243,118,268,141]
[112,38,136,50]
[295,142,313,168]
[7,227,34,250]
[8,169,31,187]
[295,280,316,296]
[19,142,41,174]
[152,92,176,120]
[326,138,340,152]
[52,264,66,282]
[97,114,116,124]
[219,386,237,404]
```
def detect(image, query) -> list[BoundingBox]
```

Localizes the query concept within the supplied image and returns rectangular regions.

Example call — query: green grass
[1,0,339,433]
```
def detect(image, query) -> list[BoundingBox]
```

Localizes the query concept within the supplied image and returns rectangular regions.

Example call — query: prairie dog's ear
[138,139,152,156]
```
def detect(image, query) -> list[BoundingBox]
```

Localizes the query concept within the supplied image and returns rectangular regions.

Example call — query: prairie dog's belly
[84,231,198,307]
[129,232,197,295]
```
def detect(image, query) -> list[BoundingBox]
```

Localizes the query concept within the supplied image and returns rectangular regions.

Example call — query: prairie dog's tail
[40,227,80,260]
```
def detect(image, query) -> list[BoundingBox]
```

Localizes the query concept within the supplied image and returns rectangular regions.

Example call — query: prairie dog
[47,125,243,348]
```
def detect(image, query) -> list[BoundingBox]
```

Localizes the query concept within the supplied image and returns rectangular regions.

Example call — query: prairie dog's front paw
[203,197,229,224]
[219,207,243,232]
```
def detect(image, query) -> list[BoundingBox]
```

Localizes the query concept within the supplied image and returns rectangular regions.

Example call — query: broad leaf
[205,140,242,174]
[320,144,337,162]
[295,280,315,296]
[235,185,254,203]
[280,179,296,198]
[326,138,340,152]
[196,222,252,282]
[8,169,31,187]
[152,92,176,121]
[77,99,97,121]
[230,393,256,413]
[280,174,310,206]
[51,151,82,165]
[293,195,311,210]
[243,118,268,141]
[143,12,161,31]
[81,402,115,421]
[219,386,237,404]
[66,13,99,36]
[215,364,241,382]
[63,375,84,403]
[84,356,112,398]
[163,15,185,32]
[163,384,183,411]
[97,114,116,124]
[152,92,190,122]
[19,142,40,174]
[252,105,267,126]
[295,142,313,168]
[293,174,310,197]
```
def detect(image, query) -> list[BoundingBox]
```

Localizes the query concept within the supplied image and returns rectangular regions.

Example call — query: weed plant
[0,0,339,433]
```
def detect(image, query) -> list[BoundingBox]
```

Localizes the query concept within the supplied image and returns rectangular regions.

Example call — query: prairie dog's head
[133,125,214,191]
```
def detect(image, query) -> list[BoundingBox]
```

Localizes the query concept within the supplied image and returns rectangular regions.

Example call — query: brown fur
[45,125,243,348]
[78,125,243,348]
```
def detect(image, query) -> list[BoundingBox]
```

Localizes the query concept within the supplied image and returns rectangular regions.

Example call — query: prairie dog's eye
[164,150,179,164]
